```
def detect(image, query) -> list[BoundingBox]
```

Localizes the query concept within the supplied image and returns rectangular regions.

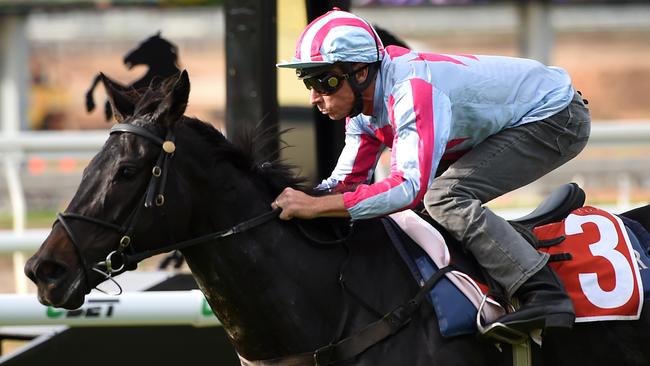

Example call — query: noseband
[55,122,279,294]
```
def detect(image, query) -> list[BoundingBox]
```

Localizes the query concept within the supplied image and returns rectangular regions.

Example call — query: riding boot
[495,265,575,332]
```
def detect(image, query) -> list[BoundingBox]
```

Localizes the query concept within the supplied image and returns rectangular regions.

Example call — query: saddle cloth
[535,206,646,322]
[387,206,650,337]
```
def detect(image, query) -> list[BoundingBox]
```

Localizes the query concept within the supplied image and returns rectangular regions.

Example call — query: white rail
[587,121,650,144]
[0,229,50,254]
[0,130,108,153]
[0,290,220,327]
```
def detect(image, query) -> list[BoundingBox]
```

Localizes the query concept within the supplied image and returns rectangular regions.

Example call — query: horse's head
[123,31,179,70]
[25,70,192,309]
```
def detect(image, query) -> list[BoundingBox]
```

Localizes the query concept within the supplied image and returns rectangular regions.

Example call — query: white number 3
[565,214,635,309]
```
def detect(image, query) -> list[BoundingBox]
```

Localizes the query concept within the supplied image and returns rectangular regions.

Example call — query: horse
[84,32,180,122]
[26,71,650,365]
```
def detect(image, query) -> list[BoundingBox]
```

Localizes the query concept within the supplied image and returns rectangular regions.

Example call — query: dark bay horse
[85,32,180,121]
[26,71,650,365]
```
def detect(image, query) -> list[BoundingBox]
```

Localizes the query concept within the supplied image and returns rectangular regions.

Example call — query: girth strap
[248,265,454,366]
[312,265,454,365]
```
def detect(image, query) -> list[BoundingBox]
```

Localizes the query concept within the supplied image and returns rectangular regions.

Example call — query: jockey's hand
[271,187,349,220]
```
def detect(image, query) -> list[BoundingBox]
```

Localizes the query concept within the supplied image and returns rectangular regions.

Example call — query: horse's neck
[147,62,179,77]
[131,63,179,90]
[182,211,348,360]
[173,132,266,226]
[170,131,345,358]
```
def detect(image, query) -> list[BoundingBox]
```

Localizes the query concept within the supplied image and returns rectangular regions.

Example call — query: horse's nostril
[25,264,37,283]
[35,261,68,283]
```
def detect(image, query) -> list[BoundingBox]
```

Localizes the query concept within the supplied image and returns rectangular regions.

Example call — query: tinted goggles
[302,72,348,95]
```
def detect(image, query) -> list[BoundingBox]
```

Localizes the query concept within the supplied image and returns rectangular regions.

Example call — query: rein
[123,207,281,264]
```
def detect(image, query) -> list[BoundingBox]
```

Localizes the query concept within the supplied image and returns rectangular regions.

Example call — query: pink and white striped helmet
[277,8,385,69]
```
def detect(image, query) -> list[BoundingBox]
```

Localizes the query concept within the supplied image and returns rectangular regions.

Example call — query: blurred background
[0,0,649,362]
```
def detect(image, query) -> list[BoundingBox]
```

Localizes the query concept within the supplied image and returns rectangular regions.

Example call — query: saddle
[510,182,585,228]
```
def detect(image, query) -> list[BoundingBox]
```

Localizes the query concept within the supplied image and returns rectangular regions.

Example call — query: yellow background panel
[277,0,310,106]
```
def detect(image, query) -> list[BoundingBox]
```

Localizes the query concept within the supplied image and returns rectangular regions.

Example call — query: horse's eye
[116,165,138,180]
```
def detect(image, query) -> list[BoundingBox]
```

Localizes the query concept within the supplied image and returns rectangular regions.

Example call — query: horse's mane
[185,118,308,195]
[130,79,307,196]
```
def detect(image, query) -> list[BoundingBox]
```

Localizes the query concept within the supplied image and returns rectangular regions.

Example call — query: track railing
[0,290,220,327]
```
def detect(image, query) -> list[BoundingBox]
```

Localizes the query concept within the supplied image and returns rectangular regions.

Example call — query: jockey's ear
[152,70,190,128]
[353,62,370,84]
[100,73,135,123]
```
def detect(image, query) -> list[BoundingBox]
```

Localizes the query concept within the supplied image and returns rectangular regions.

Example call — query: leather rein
[55,122,280,294]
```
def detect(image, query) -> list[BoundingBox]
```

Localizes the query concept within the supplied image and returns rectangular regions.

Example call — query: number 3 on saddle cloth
[384,207,650,338]
[534,206,649,322]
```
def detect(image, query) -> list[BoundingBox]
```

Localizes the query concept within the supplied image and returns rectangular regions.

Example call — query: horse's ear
[100,73,135,123]
[152,70,190,126]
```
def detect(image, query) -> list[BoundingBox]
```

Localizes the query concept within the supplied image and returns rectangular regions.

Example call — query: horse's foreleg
[85,74,103,112]
[104,101,114,122]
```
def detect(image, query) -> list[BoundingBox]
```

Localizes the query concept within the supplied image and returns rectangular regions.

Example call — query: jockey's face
[309,74,355,120]
[301,63,372,120]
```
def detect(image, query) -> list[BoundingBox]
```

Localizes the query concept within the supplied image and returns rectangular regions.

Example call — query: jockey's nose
[309,88,323,105]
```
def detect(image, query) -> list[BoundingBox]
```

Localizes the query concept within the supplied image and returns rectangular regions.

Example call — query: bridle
[55,122,279,294]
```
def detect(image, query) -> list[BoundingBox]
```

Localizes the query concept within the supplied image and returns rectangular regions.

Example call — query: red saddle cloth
[534,206,644,322]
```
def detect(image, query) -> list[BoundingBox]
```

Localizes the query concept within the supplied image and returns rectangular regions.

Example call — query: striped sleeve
[343,78,447,220]
[317,116,384,193]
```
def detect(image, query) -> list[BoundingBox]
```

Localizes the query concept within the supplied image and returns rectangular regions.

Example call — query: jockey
[273,8,591,334]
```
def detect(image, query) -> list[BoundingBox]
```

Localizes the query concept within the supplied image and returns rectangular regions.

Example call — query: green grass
[0,210,57,230]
